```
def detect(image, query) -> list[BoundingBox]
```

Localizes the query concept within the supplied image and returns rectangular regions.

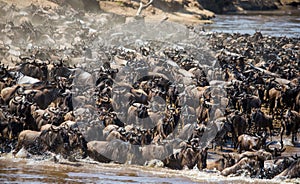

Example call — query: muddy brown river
[1,148,299,184]
[0,157,286,184]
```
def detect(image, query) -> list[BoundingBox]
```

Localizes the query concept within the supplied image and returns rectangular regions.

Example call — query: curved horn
[265,141,274,153]
[63,123,70,131]
[50,125,60,132]
[279,141,286,153]
[49,107,59,114]
[291,154,300,160]
[12,96,22,104]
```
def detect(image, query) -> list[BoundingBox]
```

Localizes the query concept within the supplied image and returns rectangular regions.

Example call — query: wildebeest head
[265,141,286,157]
[8,116,25,140]
[68,128,88,158]
[222,153,236,168]
[183,138,208,170]
[39,125,71,157]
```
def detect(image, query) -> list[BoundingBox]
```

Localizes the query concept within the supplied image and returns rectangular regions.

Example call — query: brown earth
[199,0,300,14]
[99,0,215,24]
[1,0,299,25]
[0,0,215,24]
[0,0,58,8]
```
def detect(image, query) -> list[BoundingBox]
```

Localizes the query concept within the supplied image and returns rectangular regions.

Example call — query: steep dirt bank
[99,0,215,24]
[1,0,299,25]
[199,0,300,14]
[0,0,215,24]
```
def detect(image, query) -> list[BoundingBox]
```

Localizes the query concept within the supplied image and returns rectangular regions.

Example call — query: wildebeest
[87,140,143,165]
[141,142,173,161]
[13,125,87,158]
[221,150,272,176]
[227,110,248,148]
[162,145,208,170]
[206,154,235,171]
[154,107,180,140]
[16,59,49,81]
[0,85,23,104]
[275,157,300,179]
[237,133,267,153]
[238,94,261,114]
[282,109,300,144]
[13,130,42,155]
[221,157,256,176]
[251,108,273,137]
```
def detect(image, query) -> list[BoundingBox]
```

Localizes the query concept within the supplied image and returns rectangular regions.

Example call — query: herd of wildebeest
[0,2,299,181]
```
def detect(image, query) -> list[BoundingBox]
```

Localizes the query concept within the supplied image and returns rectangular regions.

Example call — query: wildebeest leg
[280,124,285,146]
[269,127,272,141]
[13,142,22,155]
[292,132,297,143]
[237,143,242,154]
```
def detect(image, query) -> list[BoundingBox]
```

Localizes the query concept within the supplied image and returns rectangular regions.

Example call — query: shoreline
[0,0,299,25]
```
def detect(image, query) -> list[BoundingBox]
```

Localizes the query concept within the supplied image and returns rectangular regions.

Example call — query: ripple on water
[1,156,299,184]
[204,14,300,37]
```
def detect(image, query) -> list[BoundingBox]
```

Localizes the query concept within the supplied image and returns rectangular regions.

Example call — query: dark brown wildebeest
[227,110,248,148]
[16,60,49,81]
[275,157,300,179]
[251,108,273,137]
[162,145,208,170]
[238,94,261,114]
[282,109,300,144]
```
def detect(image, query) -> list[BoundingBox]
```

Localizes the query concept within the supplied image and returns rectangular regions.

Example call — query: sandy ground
[0,0,58,8]
[99,0,214,24]
[0,0,215,25]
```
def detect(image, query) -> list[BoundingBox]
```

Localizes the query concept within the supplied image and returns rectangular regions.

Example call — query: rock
[283,139,294,147]
[54,0,101,12]
[14,148,31,158]
[145,159,165,168]
[238,0,280,10]
[100,0,214,24]
[198,0,235,14]
[198,0,281,14]
[280,0,300,6]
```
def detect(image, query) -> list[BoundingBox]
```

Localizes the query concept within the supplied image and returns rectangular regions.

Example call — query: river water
[1,145,300,184]
[204,11,300,37]
[0,153,293,184]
